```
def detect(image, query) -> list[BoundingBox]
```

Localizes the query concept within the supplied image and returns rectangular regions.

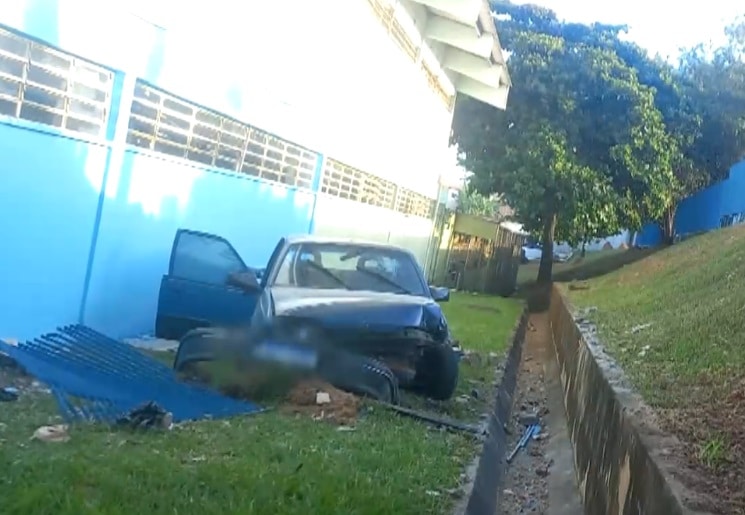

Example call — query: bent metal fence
[0,325,261,423]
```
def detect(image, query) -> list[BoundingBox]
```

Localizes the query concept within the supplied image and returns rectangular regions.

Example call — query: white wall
[158,0,456,199]
[583,230,631,252]
[0,0,454,198]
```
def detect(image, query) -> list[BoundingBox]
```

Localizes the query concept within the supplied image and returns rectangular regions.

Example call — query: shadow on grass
[514,247,663,312]
[552,248,660,282]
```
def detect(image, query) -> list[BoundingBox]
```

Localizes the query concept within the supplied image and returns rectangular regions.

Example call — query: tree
[452,3,675,282]
[505,7,745,243]
[679,17,745,181]
[456,186,503,219]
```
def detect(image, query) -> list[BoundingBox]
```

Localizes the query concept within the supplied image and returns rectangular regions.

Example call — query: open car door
[155,229,261,340]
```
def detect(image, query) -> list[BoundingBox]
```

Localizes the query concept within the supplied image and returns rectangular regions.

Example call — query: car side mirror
[429,285,450,302]
[227,271,261,292]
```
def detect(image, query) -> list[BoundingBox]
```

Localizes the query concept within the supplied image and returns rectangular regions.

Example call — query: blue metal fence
[0,325,261,423]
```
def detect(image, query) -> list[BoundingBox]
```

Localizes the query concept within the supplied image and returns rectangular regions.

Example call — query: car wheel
[414,344,459,401]
[316,350,400,404]
[173,327,239,373]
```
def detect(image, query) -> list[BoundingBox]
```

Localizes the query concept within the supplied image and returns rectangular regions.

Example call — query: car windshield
[272,242,428,296]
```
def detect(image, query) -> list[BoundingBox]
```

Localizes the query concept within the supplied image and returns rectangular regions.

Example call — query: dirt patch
[501,315,552,513]
[182,360,306,404]
[658,378,745,514]
[281,380,360,426]
[0,359,50,396]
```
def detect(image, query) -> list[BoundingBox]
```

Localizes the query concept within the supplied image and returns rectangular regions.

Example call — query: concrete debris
[31,424,70,443]
[315,391,331,405]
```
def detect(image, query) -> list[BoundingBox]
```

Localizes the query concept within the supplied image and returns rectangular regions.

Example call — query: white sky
[511,0,743,60]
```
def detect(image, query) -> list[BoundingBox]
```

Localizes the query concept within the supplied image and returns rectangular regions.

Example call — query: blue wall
[0,3,322,340]
[0,124,108,340]
[0,119,317,340]
[635,159,745,247]
[0,2,438,341]
[82,151,317,338]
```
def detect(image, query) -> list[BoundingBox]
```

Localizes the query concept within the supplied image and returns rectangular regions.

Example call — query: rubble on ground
[282,380,360,426]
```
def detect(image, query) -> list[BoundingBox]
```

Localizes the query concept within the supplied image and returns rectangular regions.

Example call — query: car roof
[284,234,412,253]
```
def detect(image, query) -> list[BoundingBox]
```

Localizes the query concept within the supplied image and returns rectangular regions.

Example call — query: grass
[0,293,522,515]
[556,225,745,512]
[515,248,653,288]
[559,231,745,407]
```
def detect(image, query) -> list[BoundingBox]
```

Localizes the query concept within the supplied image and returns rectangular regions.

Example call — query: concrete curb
[462,308,528,515]
[549,286,714,514]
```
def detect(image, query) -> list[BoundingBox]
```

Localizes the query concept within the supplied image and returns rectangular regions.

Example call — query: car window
[271,242,427,296]
[171,231,247,285]
[321,251,358,271]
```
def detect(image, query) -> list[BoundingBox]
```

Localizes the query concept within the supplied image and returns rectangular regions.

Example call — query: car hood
[268,287,448,338]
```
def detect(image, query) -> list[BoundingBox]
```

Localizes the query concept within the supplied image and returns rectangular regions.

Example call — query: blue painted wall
[0,1,442,340]
[83,152,315,337]
[718,161,745,218]
[634,159,745,247]
[0,3,321,339]
[674,182,723,237]
[0,123,109,340]
[0,122,317,341]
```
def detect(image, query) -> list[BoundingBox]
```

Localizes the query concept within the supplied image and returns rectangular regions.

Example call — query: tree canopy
[451,2,745,282]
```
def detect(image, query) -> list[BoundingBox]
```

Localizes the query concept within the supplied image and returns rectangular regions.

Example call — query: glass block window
[0,28,114,137]
[126,81,317,189]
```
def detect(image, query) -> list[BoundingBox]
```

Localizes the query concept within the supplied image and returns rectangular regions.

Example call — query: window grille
[0,28,113,137]
[421,61,455,109]
[366,0,454,109]
[394,187,435,218]
[126,81,316,189]
[321,159,396,209]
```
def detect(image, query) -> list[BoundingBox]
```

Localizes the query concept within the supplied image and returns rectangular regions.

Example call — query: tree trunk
[581,241,587,258]
[537,212,557,284]
[661,204,676,245]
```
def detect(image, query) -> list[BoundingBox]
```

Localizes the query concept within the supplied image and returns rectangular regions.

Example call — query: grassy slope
[560,227,745,512]
[562,231,745,407]
[0,292,522,515]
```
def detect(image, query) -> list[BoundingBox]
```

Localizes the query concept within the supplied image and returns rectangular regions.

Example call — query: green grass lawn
[0,293,522,515]
[559,226,745,512]
[515,248,654,288]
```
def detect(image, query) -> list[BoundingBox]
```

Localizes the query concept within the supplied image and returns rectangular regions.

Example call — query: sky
[512,0,743,60]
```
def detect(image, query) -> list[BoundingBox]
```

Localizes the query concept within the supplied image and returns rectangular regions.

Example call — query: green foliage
[453,2,745,255]
[456,186,502,219]
[452,3,673,258]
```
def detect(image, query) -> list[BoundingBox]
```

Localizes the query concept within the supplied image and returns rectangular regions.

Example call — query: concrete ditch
[460,308,528,515]
[548,285,715,514]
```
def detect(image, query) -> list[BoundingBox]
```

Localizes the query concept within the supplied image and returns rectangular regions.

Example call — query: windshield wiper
[303,260,351,289]
[356,268,414,295]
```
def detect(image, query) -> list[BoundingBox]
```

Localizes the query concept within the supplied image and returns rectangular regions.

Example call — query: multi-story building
[0,0,510,339]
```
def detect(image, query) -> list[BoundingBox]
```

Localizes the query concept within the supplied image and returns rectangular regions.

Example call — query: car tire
[173,327,240,373]
[316,350,400,404]
[414,344,459,401]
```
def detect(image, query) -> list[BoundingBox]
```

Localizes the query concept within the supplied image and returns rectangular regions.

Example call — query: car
[520,241,573,263]
[157,230,460,402]
[521,243,543,263]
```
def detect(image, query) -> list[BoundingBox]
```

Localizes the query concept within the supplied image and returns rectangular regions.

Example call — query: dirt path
[501,313,583,514]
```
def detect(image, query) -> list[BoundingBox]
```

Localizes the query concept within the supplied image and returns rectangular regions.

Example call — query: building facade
[0,0,509,339]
